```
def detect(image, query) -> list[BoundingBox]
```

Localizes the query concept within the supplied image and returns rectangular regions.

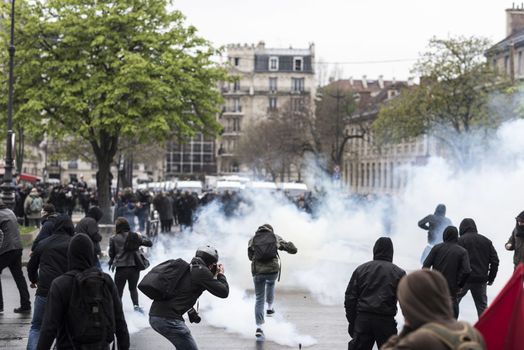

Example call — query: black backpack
[66,268,116,346]
[252,231,278,261]
[138,258,190,300]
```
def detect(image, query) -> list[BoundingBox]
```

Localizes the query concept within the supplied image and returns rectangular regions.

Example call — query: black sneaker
[266,309,275,316]
[255,328,264,340]
[13,307,31,314]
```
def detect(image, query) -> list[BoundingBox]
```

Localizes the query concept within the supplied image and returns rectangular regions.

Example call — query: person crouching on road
[149,246,229,350]
[248,224,297,340]
[109,217,152,313]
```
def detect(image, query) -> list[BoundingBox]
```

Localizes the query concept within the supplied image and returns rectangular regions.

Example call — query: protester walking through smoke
[345,237,405,350]
[505,210,524,269]
[248,224,297,341]
[418,204,452,263]
[457,218,499,318]
[423,226,471,319]
[75,206,104,269]
[109,217,153,313]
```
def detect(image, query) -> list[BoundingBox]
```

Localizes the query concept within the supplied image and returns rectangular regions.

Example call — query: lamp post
[1,0,16,208]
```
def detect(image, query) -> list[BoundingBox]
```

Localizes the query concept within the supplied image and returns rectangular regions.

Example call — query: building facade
[218,41,316,174]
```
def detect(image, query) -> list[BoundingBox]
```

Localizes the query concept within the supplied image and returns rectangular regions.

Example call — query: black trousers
[160,219,172,232]
[458,282,488,318]
[348,314,397,350]
[0,249,31,310]
[114,266,140,306]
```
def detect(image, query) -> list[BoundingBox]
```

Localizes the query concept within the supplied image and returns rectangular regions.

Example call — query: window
[505,55,509,74]
[269,77,277,92]
[269,56,278,71]
[233,80,240,91]
[292,98,304,111]
[68,160,78,169]
[268,97,277,110]
[291,78,304,93]
[232,98,241,112]
[234,57,240,66]
[233,118,241,132]
[293,57,303,71]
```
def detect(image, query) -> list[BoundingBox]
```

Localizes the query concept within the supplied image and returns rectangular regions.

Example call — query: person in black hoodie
[109,217,152,313]
[26,215,74,350]
[31,204,59,251]
[423,226,471,318]
[75,206,104,269]
[505,210,524,269]
[418,204,452,263]
[149,245,229,350]
[457,218,499,318]
[37,233,129,350]
[345,237,406,350]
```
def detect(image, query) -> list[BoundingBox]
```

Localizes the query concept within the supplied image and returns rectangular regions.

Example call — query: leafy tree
[373,36,506,164]
[0,0,227,220]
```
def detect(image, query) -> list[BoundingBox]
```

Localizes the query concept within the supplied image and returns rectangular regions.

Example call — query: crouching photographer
[147,246,229,350]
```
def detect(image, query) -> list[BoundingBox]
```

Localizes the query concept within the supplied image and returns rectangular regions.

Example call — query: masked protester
[418,204,452,263]
[345,237,405,350]
[505,210,524,269]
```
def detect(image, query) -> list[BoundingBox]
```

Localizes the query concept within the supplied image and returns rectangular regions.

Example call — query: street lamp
[1,0,16,208]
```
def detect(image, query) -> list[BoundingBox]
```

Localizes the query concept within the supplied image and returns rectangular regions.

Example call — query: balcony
[222,106,243,115]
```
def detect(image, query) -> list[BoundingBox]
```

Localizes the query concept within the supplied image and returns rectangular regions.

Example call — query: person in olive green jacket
[247,224,297,340]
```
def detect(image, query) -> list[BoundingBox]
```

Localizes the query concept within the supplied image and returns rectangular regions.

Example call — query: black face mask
[516,221,524,237]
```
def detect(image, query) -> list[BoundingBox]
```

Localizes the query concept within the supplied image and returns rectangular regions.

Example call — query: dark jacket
[27,215,74,297]
[75,207,103,256]
[37,234,129,350]
[0,204,22,256]
[149,256,229,320]
[423,226,471,294]
[109,231,152,268]
[381,269,485,350]
[458,218,499,284]
[153,194,173,221]
[31,213,59,251]
[344,237,406,335]
[505,211,524,267]
[418,204,452,245]
[247,226,297,275]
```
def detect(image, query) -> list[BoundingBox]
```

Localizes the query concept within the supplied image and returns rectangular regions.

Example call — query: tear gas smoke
[115,118,524,347]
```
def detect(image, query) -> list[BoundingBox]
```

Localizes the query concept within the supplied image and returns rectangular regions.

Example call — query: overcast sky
[174,0,513,82]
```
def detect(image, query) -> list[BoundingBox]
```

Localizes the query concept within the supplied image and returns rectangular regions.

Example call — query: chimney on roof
[349,76,353,86]
[378,75,384,89]
[329,76,335,83]
[257,41,265,50]
[392,77,396,84]
[506,6,524,36]
[362,75,368,89]
[407,77,414,86]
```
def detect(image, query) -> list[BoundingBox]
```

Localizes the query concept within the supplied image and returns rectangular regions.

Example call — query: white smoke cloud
[116,118,524,347]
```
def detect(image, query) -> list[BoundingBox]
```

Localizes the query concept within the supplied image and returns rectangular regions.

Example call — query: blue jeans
[150,315,198,350]
[27,295,47,350]
[253,273,278,326]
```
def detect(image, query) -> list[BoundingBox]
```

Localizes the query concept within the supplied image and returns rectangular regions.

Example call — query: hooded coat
[458,218,499,284]
[37,234,129,350]
[74,207,103,256]
[247,225,297,276]
[418,204,452,245]
[505,211,524,267]
[423,226,471,294]
[27,215,74,297]
[31,213,59,251]
[345,237,406,333]
[381,269,485,350]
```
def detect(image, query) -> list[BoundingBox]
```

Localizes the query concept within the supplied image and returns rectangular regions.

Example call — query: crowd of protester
[1,177,523,349]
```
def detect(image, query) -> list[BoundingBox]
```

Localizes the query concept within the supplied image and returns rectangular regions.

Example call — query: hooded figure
[345,237,406,350]
[381,269,486,350]
[458,218,499,318]
[37,234,130,350]
[423,226,471,318]
[418,204,452,245]
[26,215,74,349]
[506,211,524,268]
[31,204,60,251]
[74,206,104,264]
